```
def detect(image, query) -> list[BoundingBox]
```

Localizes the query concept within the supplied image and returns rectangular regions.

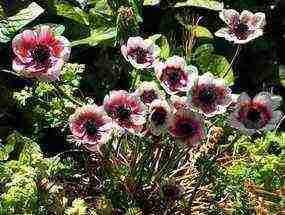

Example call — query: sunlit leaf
[193,26,213,39]
[55,3,89,26]
[71,27,116,46]
[144,0,161,6]
[193,44,234,85]
[174,0,224,11]
[157,35,170,59]
[0,2,44,43]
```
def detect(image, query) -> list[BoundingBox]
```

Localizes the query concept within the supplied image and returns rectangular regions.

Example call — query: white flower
[229,92,283,135]
[215,9,266,44]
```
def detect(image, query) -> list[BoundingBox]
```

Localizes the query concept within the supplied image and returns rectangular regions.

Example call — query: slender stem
[223,44,241,79]
[51,82,85,106]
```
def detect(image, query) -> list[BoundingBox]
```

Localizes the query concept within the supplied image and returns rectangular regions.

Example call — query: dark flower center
[151,108,167,126]
[198,87,217,105]
[247,108,261,123]
[177,121,196,136]
[85,120,97,135]
[129,47,148,64]
[235,23,249,34]
[167,68,182,84]
[232,23,249,39]
[141,90,157,103]
[33,45,50,63]
[116,105,132,120]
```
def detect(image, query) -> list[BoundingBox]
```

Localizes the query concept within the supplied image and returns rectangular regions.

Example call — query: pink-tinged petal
[51,36,71,60]
[253,13,266,28]
[37,25,56,45]
[12,58,26,74]
[21,29,37,47]
[121,45,128,60]
[127,36,146,49]
[233,29,263,44]
[171,95,190,112]
[262,111,283,131]
[219,9,239,25]
[229,111,256,135]
[240,10,254,24]
[238,92,251,104]
[43,58,65,81]
[253,92,272,109]
[198,72,214,86]
[165,56,185,68]
[12,33,34,63]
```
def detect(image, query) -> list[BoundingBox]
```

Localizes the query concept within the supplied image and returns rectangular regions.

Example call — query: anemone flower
[155,56,198,95]
[229,92,283,135]
[215,9,266,44]
[148,99,171,136]
[133,81,165,105]
[188,72,232,117]
[121,36,160,69]
[168,109,204,146]
[69,105,114,151]
[12,25,71,81]
[103,90,146,132]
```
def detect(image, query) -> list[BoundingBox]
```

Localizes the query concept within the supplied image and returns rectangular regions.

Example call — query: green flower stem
[131,69,140,90]
[51,82,85,106]
[223,44,242,79]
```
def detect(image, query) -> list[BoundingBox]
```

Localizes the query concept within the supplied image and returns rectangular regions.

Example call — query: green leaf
[71,27,116,47]
[174,0,224,11]
[0,138,15,160]
[55,3,89,26]
[144,0,161,6]
[147,34,162,43]
[157,36,170,59]
[5,132,42,164]
[192,26,213,39]
[193,44,234,85]
[0,2,44,43]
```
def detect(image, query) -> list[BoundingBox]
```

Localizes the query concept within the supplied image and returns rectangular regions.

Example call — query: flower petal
[52,36,71,60]
[261,110,283,131]
[219,9,239,25]
[238,92,251,104]
[240,10,254,24]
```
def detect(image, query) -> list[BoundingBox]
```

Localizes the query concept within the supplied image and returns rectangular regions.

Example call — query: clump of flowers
[229,92,283,135]
[103,90,146,132]
[12,25,71,80]
[69,105,114,151]
[121,36,160,69]
[133,81,165,105]
[215,9,266,44]
[188,72,232,117]
[155,56,198,95]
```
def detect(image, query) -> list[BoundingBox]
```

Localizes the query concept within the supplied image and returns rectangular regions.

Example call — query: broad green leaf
[0,5,4,18]
[89,0,112,16]
[55,3,89,26]
[0,2,44,43]
[71,27,116,46]
[174,0,224,11]
[144,0,161,6]
[193,44,234,85]
[193,26,213,39]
